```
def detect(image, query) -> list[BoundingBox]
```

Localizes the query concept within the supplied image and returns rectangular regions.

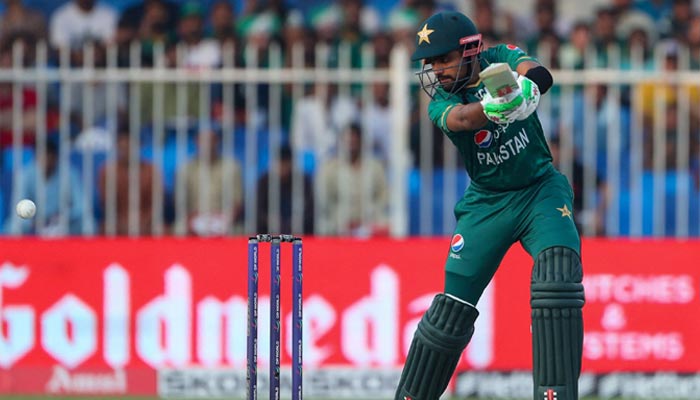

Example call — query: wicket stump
[247,234,303,400]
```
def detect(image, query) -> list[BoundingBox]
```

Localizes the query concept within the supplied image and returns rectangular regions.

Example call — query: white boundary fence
[0,41,698,238]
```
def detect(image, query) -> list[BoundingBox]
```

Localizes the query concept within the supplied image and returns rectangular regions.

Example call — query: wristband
[525,66,553,94]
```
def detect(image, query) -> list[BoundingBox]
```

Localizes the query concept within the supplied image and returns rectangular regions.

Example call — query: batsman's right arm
[445,102,490,132]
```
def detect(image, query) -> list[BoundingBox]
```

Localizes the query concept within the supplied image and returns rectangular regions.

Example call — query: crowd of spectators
[0,0,699,237]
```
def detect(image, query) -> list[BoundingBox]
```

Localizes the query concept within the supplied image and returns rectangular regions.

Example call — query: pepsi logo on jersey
[451,234,465,252]
[474,130,493,148]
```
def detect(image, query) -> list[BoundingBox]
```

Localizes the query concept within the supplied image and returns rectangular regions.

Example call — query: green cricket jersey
[429,44,554,191]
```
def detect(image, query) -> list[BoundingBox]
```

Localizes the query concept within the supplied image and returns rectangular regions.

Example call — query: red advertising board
[0,237,699,395]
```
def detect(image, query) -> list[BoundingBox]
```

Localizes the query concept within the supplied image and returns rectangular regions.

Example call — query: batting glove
[515,74,540,121]
[480,90,526,125]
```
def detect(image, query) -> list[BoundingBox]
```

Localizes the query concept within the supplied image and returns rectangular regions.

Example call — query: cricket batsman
[395,11,585,400]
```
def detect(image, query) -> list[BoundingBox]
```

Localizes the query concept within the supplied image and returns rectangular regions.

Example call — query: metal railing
[0,41,698,238]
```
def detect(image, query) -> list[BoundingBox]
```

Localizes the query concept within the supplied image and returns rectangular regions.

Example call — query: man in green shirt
[395,11,585,400]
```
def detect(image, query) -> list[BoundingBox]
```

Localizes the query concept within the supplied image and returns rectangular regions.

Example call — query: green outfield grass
[0,397,674,400]
[2,397,697,400]
[0,396,673,400]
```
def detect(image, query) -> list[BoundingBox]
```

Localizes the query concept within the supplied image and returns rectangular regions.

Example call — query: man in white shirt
[318,123,389,237]
[49,0,117,50]
[177,1,221,68]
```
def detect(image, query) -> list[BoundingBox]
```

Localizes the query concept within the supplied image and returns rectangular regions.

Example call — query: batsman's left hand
[515,74,540,121]
[480,90,526,125]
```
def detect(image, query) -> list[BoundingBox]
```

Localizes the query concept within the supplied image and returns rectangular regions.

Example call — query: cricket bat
[479,63,519,98]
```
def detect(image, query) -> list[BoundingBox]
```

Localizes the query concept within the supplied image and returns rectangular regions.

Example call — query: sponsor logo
[158,369,246,398]
[544,388,557,400]
[476,128,531,166]
[506,44,521,51]
[46,365,127,395]
[460,34,482,45]
[2,237,700,386]
[456,372,700,398]
[159,368,402,398]
[451,234,465,253]
[474,130,493,148]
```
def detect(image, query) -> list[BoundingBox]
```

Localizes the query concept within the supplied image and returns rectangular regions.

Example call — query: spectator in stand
[370,30,393,67]
[659,0,694,41]
[287,8,359,163]
[642,100,700,175]
[176,129,243,236]
[528,30,562,70]
[471,1,501,47]
[238,9,281,63]
[591,7,620,67]
[363,79,393,164]
[639,101,700,236]
[50,0,122,131]
[686,15,700,68]
[290,81,359,169]
[256,144,314,235]
[0,0,47,46]
[120,0,179,67]
[208,0,237,46]
[389,0,436,27]
[549,135,607,236]
[388,7,421,56]
[120,0,179,36]
[49,0,117,57]
[318,123,389,237]
[635,0,673,23]
[336,0,374,70]
[112,14,138,67]
[0,39,40,148]
[308,4,341,66]
[236,11,283,123]
[526,0,562,59]
[98,124,161,235]
[177,1,221,68]
[465,0,525,45]
[138,35,206,127]
[608,0,658,60]
[636,39,700,128]
[338,0,380,50]
[340,0,381,36]
[239,0,288,20]
[280,9,314,66]
[559,20,591,70]
[616,11,657,68]
[563,83,632,177]
[611,0,638,20]
[5,137,87,236]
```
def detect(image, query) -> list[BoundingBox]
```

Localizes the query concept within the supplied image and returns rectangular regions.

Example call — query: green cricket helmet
[412,11,483,99]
